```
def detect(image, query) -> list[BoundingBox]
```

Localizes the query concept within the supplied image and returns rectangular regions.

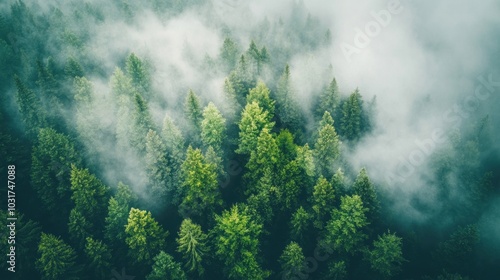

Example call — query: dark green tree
[145,129,175,202]
[311,176,335,229]
[324,195,368,254]
[70,165,109,223]
[125,208,168,265]
[245,128,279,195]
[279,242,306,279]
[201,102,226,154]
[68,208,92,249]
[367,231,405,278]
[125,52,151,98]
[146,251,187,280]
[104,183,137,250]
[314,111,341,177]
[220,37,240,71]
[341,89,363,141]
[352,168,380,225]
[316,78,340,120]
[213,204,270,280]
[31,128,81,215]
[176,218,208,276]
[290,206,312,241]
[276,64,304,133]
[84,237,112,279]
[14,76,47,135]
[185,89,203,133]
[36,233,80,280]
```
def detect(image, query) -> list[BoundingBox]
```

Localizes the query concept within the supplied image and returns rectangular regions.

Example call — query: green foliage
[68,208,92,249]
[104,183,137,248]
[70,165,109,222]
[179,146,222,219]
[36,233,80,280]
[126,52,151,98]
[276,64,304,132]
[314,111,341,177]
[279,242,306,279]
[245,128,279,195]
[367,231,405,278]
[201,102,226,153]
[14,76,47,135]
[316,78,340,119]
[312,176,335,229]
[222,77,242,119]
[176,218,208,275]
[341,89,363,141]
[84,237,112,279]
[185,89,203,132]
[290,206,311,241]
[323,260,348,280]
[247,81,275,120]
[146,251,187,280]
[145,129,176,201]
[324,195,368,254]
[236,101,275,155]
[131,93,155,153]
[125,208,168,264]
[213,204,270,280]
[31,128,81,214]
[352,168,380,224]
[220,37,240,71]
[434,225,479,272]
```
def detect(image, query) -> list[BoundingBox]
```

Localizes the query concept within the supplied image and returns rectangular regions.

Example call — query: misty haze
[0,0,499,279]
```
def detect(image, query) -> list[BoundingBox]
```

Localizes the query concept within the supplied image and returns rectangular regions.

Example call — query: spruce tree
[176,218,208,276]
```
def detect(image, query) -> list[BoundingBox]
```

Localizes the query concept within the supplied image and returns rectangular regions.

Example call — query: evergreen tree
[36,233,80,280]
[126,52,151,98]
[185,89,203,133]
[125,208,168,265]
[222,77,242,119]
[176,218,208,276]
[367,231,405,278]
[131,93,155,153]
[245,127,279,195]
[146,251,187,280]
[84,237,112,279]
[311,176,335,229]
[14,75,47,135]
[324,195,368,254]
[68,208,92,249]
[104,183,137,250]
[201,102,226,154]
[31,128,81,215]
[331,168,348,200]
[275,64,304,133]
[220,37,240,71]
[316,78,340,120]
[341,89,363,141]
[236,101,274,155]
[290,206,311,241]
[279,242,306,279]
[213,204,270,280]
[145,129,175,202]
[352,168,380,225]
[247,81,275,120]
[70,165,109,223]
[179,146,222,219]
[314,111,341,177]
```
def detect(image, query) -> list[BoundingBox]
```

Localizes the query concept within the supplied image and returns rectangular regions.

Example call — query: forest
[1,0,499,279]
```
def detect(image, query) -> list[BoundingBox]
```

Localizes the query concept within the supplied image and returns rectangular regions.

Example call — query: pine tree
[245,128,279,195]
[179,146,222,219]
[331,168,348,200]
[311,176,335,229]
[341,89,363,141]
[279,242,306,279]
[145,129,175,202]
[185,89,203,131]
[31,128,81,215]
[316,78,340,120]
[324,195,368,254]
[367,231,405,278]
[220,37,240,71]
[276,64,304,133]
[176,218,208,276]
[146,251,187,280]
[247,81,275,120]
[201,102,226,154]
[70,165,109,223]
[236,101,274,155]
[14,75,47,135]
[68,208,93,249]
[314,111,341,177]
[104,183,137,250]
[222,77,242,119]
[290,206,311,242]
[352,168,380,225]
[131,93,155,153]
[126,52,151,98]
[36,233,80,280]
[64,57,84,78]
[84,237,112,279]
[125,208,168,265]
[213,204,270,280]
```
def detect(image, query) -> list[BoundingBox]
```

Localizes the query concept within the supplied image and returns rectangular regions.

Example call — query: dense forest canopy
[1,0,499,279]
